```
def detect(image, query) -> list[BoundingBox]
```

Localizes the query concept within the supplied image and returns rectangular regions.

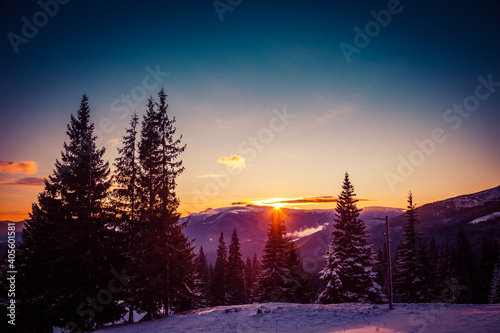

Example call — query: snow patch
[468,212,500,225]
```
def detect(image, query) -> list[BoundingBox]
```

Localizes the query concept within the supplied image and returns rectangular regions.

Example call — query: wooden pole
[385,216,394,310]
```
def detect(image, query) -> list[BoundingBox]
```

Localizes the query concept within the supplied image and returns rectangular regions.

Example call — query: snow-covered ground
[96,302,500,333]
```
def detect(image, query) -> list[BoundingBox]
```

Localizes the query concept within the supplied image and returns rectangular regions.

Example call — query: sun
[249,198,288,210]
[271,203,284,210]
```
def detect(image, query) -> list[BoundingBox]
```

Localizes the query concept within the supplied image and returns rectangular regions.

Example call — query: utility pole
[385,216,394,310]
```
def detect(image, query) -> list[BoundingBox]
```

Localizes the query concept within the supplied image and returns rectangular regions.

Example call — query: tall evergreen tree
[394,191,425,302]
[426,237,441,300]
[248,253,260,301]
[318,173,382,304]
[252,253,260,282]
[479,238,499,303]
[244,256,253,301]
[15,95,124,331]
[489,248,500,303]
[454,230,478,303]
[113,112,140,322]
[113,112,140,229]
[374,245,388,295]
[255,210,289,302]
[196,246,211,307]
[213,232,228,305]
[416,240,439,302]
[227,229,246,305]
[436,245,454,302]
[129,89,196,318]
[284,240,310,303]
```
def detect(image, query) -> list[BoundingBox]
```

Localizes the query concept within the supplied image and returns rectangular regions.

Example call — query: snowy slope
[448,186,500,210]
[469,212,500,225]
[96,302,500,333]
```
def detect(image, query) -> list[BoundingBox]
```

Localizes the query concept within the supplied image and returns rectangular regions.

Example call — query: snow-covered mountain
[369,185,500,258]
[181,205,403,268]
[2,185,499,267]
[183,186,500,270]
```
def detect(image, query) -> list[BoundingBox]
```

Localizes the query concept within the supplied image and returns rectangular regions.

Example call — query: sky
[1,0,499,220]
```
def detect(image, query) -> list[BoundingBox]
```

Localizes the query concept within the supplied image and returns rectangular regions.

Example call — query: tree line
[375,192,500,304]
[1,90,499,333]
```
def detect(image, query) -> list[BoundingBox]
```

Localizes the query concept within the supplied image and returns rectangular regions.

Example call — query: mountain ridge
[182,185,500,270]
[1,186,499,269]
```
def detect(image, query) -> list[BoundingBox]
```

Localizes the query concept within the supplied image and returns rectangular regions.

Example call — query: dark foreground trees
[6,90,198,331]
[15,95,124,332]
[127,89,197,318]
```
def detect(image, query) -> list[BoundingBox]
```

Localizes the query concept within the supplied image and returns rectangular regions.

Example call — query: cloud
[232,196,372,206]
[231,201,248,205]
[12,177,45,186]
[217,155,247,170]
[287,223,329,238]
[0,176,12,184]
[0,161,38,175]
[108,138,119,146]
[0,176,45,186]
[198,174,225,178]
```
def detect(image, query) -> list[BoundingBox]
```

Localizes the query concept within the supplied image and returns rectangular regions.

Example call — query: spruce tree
[454,230,478,303]
[416,240,439,302]
[426,237,440,300]
[208,262,215,305]
[113,112,140,230]
[284,241,310,303]
[227,229,246,305]
[15,95,124,331]
[213,232,228,305]
[113,112,140,322]
[489,250,500,303]
[249,253,260,301]
[129,89,196,318]
[394,191,425,303]
[436,245,455,302]
[244,256,253,301]
[255,210,289,302]
[374,245,388,295]
[479,238,499,303]
[196,246,210,307]
[318,173,382,303]
[252,253,260,282]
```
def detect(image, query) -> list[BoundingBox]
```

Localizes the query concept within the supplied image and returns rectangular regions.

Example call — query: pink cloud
[0,161,38,175]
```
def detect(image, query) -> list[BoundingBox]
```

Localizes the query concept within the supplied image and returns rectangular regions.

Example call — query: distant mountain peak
[439,186,500,211]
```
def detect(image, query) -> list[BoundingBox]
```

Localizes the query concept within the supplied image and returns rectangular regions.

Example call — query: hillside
[3,186,499,266]
[182,206,403,267]
[182,186,500,271]
[369,185,500,257]
[95,302,500,333]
